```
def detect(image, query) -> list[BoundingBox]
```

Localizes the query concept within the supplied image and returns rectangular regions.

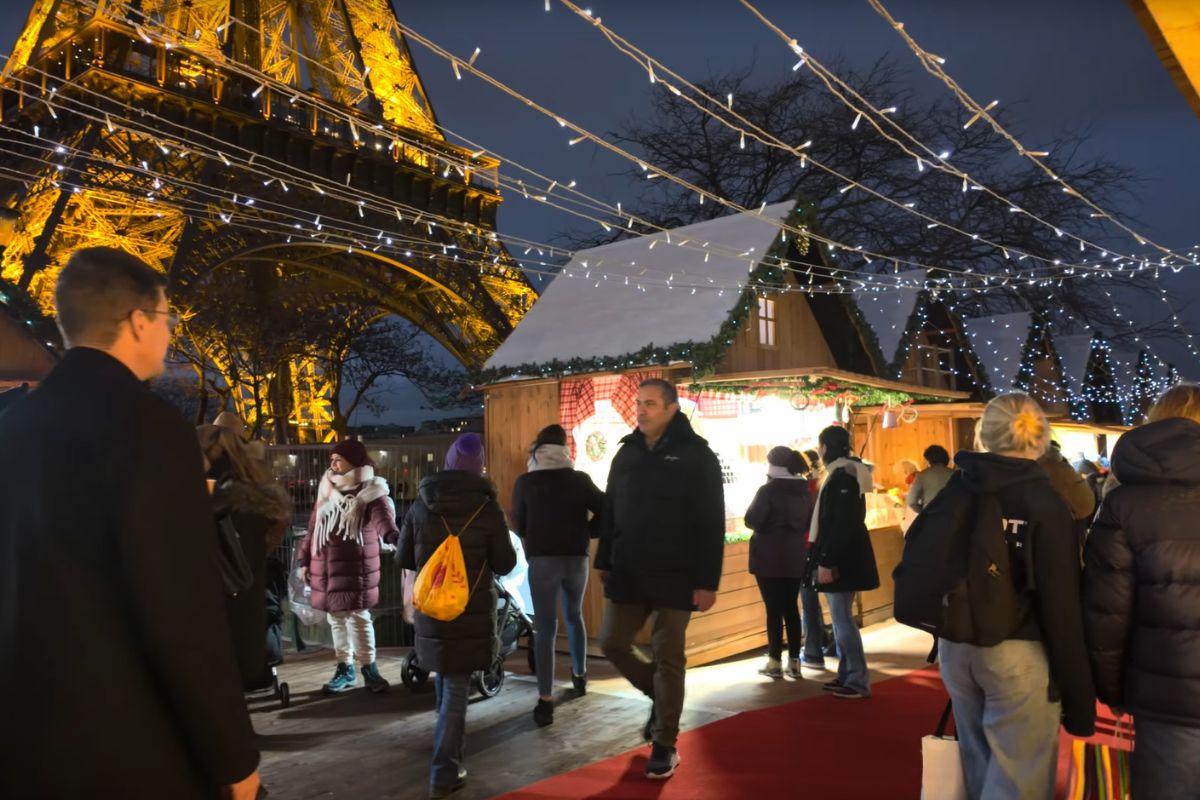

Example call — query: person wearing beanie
[745,446,816,679]
[511,423,605,726]
[399,432,516,798]
[296,438,399,695]
[807,425,878,699]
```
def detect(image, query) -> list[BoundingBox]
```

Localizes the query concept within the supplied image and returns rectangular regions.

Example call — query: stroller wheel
[526,631,537,675]
[278,682,291,709]
[475,661,504,698]
[401,650,429,689]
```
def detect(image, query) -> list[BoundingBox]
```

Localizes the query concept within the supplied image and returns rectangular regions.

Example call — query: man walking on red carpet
[596,378,725,780]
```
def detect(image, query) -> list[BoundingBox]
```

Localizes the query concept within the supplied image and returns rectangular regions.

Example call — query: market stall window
[757,297,777,347]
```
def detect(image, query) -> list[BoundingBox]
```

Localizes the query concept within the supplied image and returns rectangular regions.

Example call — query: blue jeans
[528,555,589,698]
[431,673,470,790]
[826,592,869,694]
[799,586,826,663]
[1132,716,1200,800]
[938,639,1060,800]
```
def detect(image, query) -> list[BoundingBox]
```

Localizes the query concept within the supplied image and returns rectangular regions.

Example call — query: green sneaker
[362,662,390,694]
[322,662,356,694]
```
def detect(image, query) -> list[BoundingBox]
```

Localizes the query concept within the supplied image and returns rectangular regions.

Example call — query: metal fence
[266,441,451,651]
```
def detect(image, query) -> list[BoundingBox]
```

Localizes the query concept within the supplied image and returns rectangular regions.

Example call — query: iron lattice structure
[0,0,536,441]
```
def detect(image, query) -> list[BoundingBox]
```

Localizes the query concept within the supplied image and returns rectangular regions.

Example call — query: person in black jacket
[808,425,879,699]
[746,447,815,679]
[511,423,604,726]
[596,378,725,781]
[398,433,516,799]
[1084,384,1200,798]
[939,393,1095,800]
[0,247,260,799]
[197,424,291,691]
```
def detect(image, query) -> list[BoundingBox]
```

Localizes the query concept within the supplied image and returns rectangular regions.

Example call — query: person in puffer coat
[296,439,398,695]
[399,433,516,799]
[1084,383,1200,799]
[746,447,816,679]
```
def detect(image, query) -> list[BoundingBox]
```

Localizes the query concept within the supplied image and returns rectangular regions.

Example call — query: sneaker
[785,658,803,679]
[572,673,588,696]
[361,662,390,694]
[645,743,679,780]
[830,686,869,700]
[642,704,656,742]
[322,662,356,694]
[533,698,554,727]
[821,679,844,692]
[801,656,827,671]
[757,658,783,679]
[429,768,467,799]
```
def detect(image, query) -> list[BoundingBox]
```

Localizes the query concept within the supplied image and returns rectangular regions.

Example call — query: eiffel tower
[0,0,536,441]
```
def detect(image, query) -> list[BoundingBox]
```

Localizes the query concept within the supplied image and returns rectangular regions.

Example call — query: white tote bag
[921,700,968,800]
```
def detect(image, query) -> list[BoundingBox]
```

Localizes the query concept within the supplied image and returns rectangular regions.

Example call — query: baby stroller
[244,554,291,708]
[400,578,536,698]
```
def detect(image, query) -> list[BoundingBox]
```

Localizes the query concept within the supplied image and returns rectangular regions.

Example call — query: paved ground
[256,621,933,799]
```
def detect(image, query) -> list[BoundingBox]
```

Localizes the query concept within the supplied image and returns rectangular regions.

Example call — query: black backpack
[892,475,1032,646]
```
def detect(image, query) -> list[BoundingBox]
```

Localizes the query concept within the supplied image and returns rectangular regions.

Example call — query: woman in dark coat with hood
[746,447,815,679]
[197,424,291,690]
[1085,384,1200,798]
[398,433,516,799]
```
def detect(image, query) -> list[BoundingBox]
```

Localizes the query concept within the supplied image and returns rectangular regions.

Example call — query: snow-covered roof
[852,269,926,364]
[1055,334,1096,394]
[485,201,796,371]
[961,312,1032,392]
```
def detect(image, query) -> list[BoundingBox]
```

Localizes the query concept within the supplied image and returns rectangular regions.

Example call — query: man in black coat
[596,378,725,781]
[0,248,260,799]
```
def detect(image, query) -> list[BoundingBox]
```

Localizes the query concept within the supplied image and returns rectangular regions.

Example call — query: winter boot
[572,673,588,696]
[757,658,783,678]
[533,698,554,727]
[362,662,390,694]
[322,662,356,694]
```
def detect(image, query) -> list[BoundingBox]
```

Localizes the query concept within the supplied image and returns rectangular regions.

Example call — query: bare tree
[177,264,466,441]
[567,59,1174,341]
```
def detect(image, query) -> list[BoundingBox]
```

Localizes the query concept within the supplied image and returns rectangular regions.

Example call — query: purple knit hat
[445,432,485,475]
[331,439,371,468]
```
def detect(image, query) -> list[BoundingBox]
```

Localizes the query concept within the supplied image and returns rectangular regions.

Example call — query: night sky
[2,1,1197,425]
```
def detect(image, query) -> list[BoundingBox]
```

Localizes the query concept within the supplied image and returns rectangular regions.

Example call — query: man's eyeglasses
[128,308,181,330]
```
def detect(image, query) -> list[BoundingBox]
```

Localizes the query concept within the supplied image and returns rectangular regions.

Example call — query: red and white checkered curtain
[558,378,596,459]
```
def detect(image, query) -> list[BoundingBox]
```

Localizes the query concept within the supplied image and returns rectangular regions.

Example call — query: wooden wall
[716,289,835,374]
[852,406,982,489]
[483,380,560,519]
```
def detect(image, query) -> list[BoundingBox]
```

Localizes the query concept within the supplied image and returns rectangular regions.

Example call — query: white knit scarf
[312,466,390,553]
[527,443,574,472]
[808,457,874,544]
[767,464,805,480]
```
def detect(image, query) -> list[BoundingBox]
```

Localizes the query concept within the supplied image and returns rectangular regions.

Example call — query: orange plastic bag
[412,503,487,622]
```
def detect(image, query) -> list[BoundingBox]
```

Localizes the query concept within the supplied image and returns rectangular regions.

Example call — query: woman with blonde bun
[937,393,1095,800]
[1084,383,1200,798]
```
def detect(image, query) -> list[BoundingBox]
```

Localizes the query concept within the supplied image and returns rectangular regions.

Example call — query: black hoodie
[1084,417,1200,728]
[596,411,725,610]
[952,450,1096,736]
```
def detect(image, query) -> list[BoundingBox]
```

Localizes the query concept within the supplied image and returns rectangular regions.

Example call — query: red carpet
[496,666,947,800]
[496,667,1130,800]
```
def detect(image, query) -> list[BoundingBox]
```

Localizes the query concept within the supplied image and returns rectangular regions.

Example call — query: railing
[266,441,449,651]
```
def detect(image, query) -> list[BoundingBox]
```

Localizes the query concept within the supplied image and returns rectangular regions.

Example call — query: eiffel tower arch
[0,0,536,441]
